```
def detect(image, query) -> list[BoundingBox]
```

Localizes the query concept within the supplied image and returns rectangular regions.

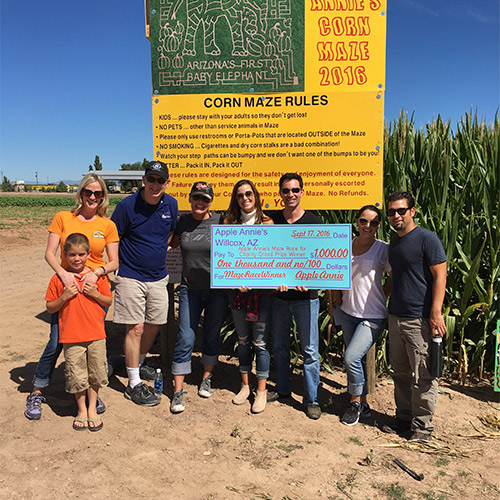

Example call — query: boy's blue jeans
[33,313,63,388]
[172,288,228,375]
[341,311,385,396]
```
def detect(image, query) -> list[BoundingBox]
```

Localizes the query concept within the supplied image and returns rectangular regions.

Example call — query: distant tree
[56,181,68,192]
[1,175,14,192]
[94,155,103,171]
[88,155,102,171]
[119,158,147,192]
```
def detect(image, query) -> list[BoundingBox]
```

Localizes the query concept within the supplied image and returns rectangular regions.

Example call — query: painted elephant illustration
[172,0,250,56]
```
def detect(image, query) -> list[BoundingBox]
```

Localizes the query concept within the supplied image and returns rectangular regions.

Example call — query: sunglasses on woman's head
[145,175,166,184]
[359,217,380,228]
[236,190,253,199]
[386,207,410,217]
[281,187,301,194]
[82,188,103,199]
[191,194,211,203]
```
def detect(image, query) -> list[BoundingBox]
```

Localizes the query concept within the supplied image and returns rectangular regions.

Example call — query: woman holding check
[169,182,228,413]
[225,179,273,413]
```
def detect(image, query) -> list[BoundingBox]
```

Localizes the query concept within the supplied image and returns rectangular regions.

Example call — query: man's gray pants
[388,315,438,434]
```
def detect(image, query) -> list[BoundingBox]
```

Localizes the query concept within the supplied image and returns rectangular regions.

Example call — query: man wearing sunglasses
[111,161,178,406]
[384,191,447,442]
[268,173,323,420]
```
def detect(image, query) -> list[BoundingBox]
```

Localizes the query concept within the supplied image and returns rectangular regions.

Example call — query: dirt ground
[1,224,499,500]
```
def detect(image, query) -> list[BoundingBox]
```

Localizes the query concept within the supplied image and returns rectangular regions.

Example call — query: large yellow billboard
[148,0,387,210]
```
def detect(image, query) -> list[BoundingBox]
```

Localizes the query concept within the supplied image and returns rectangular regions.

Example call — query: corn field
[317,110,499,380]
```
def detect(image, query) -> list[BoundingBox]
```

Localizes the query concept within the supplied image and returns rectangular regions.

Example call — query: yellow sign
[153,90,383,210]
[306,0,387,93]
[149,1,387,210]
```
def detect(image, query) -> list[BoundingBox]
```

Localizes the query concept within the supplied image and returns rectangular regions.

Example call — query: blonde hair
[73,174,109,217]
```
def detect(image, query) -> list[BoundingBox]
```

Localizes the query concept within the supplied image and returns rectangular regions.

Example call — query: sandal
[88,416,103,432]
[72,417,88,431]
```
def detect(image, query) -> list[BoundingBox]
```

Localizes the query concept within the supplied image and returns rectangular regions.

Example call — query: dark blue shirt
[388,226,446,318]
[111,188,178,282]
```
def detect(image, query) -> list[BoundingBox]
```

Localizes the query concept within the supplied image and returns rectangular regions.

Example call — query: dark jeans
[171,288,228,375]
[33,313,62,388]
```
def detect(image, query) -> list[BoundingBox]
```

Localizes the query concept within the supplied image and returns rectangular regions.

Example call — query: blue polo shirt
[111,188,178,282]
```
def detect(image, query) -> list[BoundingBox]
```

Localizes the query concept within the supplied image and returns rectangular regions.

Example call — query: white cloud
[401,0,439,17]
[466,7,499,25]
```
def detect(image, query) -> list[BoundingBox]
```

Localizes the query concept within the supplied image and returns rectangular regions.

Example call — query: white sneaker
[170,390,185,413]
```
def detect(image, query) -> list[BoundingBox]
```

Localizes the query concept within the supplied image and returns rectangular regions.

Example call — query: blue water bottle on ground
[154,368,163,398]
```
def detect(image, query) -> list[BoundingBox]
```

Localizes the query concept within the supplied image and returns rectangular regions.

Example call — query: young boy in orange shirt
[45,233,112,431]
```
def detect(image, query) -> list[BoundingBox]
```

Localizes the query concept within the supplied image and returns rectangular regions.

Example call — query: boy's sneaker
[96,396,106,415]
[341,401,361,426]
[170,390,185,413]
[139,364,156,381]
[124,382,160,406]
[360,402,371,419]
[198,374,212,398]
[24,393,46,420]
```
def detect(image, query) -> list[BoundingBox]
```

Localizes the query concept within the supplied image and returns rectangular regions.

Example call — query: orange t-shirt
[45,271,112,343]
[48,211,119,270]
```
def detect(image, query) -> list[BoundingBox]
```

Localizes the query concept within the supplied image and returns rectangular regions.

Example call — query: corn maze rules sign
[211,224,352,289]
[148,0,387,210]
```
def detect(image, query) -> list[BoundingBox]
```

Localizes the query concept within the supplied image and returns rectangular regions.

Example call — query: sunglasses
[236,190,254,199]
[359,217,380,228]
[387,207,411,217]
[191,194,211,203]
[281,187,301,194]
[82,188,103,199]
[145,175,166,184]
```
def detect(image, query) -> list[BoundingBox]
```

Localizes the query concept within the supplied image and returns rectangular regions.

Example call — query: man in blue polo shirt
[111,161,178,406]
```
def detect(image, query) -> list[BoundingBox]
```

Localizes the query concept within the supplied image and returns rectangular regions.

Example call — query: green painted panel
[149,0,304,95]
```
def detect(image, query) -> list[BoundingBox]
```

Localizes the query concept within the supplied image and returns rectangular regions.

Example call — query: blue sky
[1,0,498,183]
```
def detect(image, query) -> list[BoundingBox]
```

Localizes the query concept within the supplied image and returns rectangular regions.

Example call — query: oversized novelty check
[211,225,351,289]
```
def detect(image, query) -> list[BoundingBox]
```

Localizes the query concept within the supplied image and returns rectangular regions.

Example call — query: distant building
[83,170,143,193]
[12,180,25,192]
[83,170,143,181]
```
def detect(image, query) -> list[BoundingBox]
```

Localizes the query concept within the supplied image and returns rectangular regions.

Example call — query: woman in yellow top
[225,180,273,413]
[24,174,119,421]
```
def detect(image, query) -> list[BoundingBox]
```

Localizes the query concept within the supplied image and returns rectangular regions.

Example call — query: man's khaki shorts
[113,275,169,325]
[64,339,108,394]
